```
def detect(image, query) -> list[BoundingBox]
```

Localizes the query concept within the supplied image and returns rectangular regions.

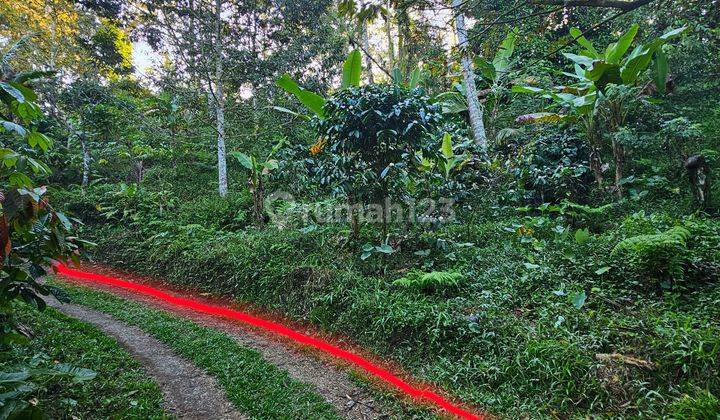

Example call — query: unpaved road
[53,277,389,419]
[47,295,246,420]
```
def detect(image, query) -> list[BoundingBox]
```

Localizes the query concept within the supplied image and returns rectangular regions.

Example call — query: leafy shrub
[99,183,175,223]
[176,193,250,230]
[507,128,592,204]
[312,84,443,203]
[660,116,703,158]
[392,270,464,292]
[667,389,720,419]
[611,226,691,285]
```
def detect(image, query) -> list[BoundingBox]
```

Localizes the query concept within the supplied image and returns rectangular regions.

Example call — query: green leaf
[408,66,421,89]
[269,106,310,121]
[586,61,622,91]
[276,74,325,118]
[263,160,279,170]
[9,172,33,188]
[0,148,20,168]
[653,48,668,95]
[0,82,25,103]
[341,50,362,89]
[0,371,30,384]
[1,121,27,137]
[562,53,594,68]
[376,244,394,254]
[435,91,467,114]
[230,152,254,169]
[474,58,497,82]
[441,132,453,158]
[12,70,56,84]
[511,85,545,94]
[574,228,590,244]
[52,364,97,383]
[594,266,611,275]
[492,27,518,73]
[620,45,653,84]
[515,112,569,125]
[27,132,52,151]
[620,27,687,84]
[391,68,403,85]
[55,212,73,230]
[605,24,638,64]
[569,27,598,57]
[571,291,587,309]
[9,82,37,102]
[523,262,541,269]
[658,26,688,42]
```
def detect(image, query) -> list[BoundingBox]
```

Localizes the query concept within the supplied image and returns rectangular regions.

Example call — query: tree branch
[349,35,392,78]
[530,0,654,11]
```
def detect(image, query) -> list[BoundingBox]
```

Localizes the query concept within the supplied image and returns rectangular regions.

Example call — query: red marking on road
[55,263,483,420]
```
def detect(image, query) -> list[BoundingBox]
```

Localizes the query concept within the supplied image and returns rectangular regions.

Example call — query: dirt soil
[46,295,246,420]
[57,277,390,419]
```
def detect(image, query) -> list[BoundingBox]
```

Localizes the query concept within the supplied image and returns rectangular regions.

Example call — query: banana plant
[274,50,363,120]
[275,48,425,122]
[230,140,284,226]
[437,132,470,179]
[512,25,687,193]
[416,133,470,180]
[436,28,519,116]
[513,25,687,122]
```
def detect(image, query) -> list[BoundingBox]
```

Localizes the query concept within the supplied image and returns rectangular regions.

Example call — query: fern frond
[393,270,464,292]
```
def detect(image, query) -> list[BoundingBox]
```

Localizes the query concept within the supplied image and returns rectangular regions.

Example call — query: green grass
[78,207,720,418]
[2,305,166,419]
[52,280,342,420]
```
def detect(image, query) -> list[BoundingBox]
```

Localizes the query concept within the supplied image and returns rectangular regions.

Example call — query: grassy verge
[52,279,345,420]
[2,305,166,419]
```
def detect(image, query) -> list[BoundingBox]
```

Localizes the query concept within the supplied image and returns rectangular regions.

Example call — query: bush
[176,193,251,230]
[506,128,593,204]
[392,270,464,293]
[667,389,720,419]
[612,226,691,286]
[312,84,443,203]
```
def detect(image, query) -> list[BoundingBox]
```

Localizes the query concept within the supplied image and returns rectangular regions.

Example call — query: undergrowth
[1,306,166,419]
[52,280,347,420]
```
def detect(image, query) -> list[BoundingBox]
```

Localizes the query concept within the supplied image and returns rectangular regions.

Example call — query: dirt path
[60,278,388,419]
[46,296,246,420]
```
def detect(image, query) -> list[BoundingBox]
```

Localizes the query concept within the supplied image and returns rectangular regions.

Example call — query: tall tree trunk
[80,134,90,189]
[251,177,265,226]
[361,23,374,84]
[214,0,228,197]
[452,0,488,152]
[612,140,625,197]
[384,1,395,72]
[586,117,604,188]
[396,8,411,78]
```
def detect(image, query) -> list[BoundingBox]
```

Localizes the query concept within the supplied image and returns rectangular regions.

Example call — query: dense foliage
[1,0,719,418]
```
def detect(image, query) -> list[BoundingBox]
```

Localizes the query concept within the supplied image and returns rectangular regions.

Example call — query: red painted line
[55,263,483,420]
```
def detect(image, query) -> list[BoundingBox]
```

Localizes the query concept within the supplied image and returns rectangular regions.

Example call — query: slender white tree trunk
[215,0,228,197]
[384,0,395,71]
[453,0,488,152]
[361,23,374,84]
[80,134,90,188]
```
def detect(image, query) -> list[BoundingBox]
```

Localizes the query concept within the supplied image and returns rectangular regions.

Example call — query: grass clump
[1,306,166,419]
[612,226,691,285]
[392,270,464,293]
[53,280,344,420]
